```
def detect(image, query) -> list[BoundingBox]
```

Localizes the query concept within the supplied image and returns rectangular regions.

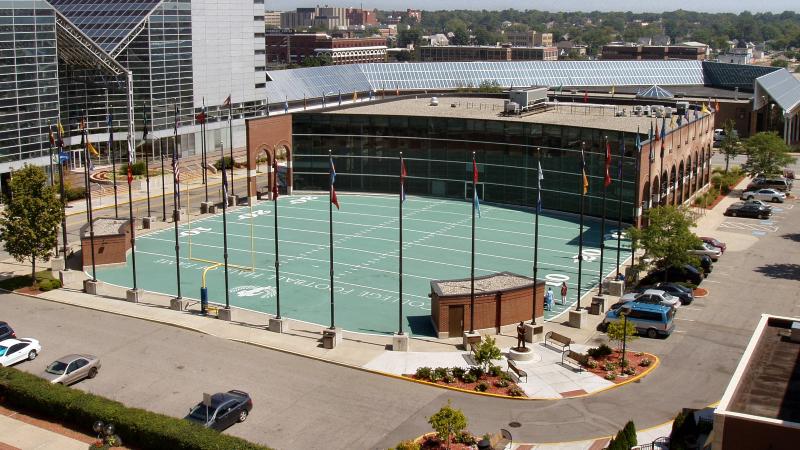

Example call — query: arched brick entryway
[245,115,293,205]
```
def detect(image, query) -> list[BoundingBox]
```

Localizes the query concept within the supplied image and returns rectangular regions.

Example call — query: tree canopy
[627,205,701,272]
[742,131,796,177]
[719,119,742,173]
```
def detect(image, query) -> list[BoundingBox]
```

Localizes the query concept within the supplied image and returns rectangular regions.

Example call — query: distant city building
[503,30,553,47]
[346,9,378,27]
[426,34,450,47]
[419,45,557,62]
[718,41,754,65]
[556,41,588,57]
[279,7,376,30]
[601,44,708,61]
[386,9,421,25]
[266,33,386,65]
[264,11,281,28]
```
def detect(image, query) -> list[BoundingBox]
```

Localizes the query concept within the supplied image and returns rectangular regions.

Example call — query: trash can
[322,330,336,349]
[590,296,605,315]
[200,287,208,315]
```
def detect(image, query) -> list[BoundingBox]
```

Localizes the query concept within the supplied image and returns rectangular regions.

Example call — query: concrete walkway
[0,411,91,450]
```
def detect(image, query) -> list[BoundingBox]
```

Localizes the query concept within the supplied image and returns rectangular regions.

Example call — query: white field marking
[674,318,696,322]
[718,222,779,232]
[674,330,688,333]
[703,279,722,284]
[135,250,430,300]
[680,307,703,311]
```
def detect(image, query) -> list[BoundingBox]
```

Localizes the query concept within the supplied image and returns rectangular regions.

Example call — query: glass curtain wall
[293,113,641,221]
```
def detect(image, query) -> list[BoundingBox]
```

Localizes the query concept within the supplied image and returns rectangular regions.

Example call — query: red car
[700,237,726,254]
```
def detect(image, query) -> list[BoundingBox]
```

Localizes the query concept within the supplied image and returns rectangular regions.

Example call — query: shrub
[474,381,489,392]
[214,156,236,170]
[428,401,468,446]
[605,372,617,381]
[494,379,509,388]
[467,366,484,379]
[622,421,637,447]
[487,364,503,377]
[117,161,147,177]
[639,358,652,367]
[603,361,618,371]
[473,336,502,372]
[623,366,636,376]
[497,371,511,382]
[429,371,443,383]
[587,344,613,358]
[391,440,421,450]
[619,358,630,368]
[415,366,432,380]
[462,372,478,383]
[443,374,455,384]
[634,351,644,357]
[455,431,477,445]
[433,367,449,380]
[0,367,269,450]
[507,386,524,397]
[586,359,598,369]
[451,367,466,379]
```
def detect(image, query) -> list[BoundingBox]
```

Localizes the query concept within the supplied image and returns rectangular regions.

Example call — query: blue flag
[537,160,544,213]
[330,157,339,209]
[472,158,481,218]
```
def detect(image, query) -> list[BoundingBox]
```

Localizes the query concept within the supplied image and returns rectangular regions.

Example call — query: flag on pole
[221,155,228,200]
[554,84,563,94]
[87,134,99,157]
[57,122,64,148]
[714,99,720,112]
[583,90,588,103]
[537,160,544,213]
[400,157,407,203]
[654,121,660,141]
[172,151,180,183]
[609,85,615,96]
[127,137,134,185]
[636,127,641,155]
[272,158,279,200]
[353,91,357,102]
[660,117,667,158]
[580,148,589,195]
[49,125,55,147]
[284,97,289,113]
[670,114,677,128]
[648,122,655,161]
[604,139,612,187]
[330,157,340,209]
[195,108,206,124]
[472,157,481,218]
[677,113,683,126]
[223,95,231,109]
[701,103,710,115]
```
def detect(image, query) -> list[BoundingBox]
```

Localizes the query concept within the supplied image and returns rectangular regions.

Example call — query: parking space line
[703,279,722,283]
[675,318,696,322]
[680,307,703,311]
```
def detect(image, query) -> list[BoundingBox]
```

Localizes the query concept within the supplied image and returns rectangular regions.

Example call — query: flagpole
[202,98,209,202]
[599,137,608,294]
[531,148,541,324]
[172,104,182,300]
[143,104,151,217]
[57,126,68,257]
[398,152,404,335]
[469,151,476,334]
[616,133,625,279]
[273,158,281,319]
[329,149,336,330]
[576,142,586,310]
[221,142,230,309]
[127,134,138,290]
[161,151,166,221]
[228,96,235,201]
[106,89,119,219]
[83,121,97,282]
[47,125,57,257]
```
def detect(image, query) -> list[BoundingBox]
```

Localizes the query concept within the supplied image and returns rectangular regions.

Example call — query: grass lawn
[0,270,61,292]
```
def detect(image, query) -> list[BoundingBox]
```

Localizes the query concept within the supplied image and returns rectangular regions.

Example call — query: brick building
[266,33,386,65]
[419,45,558,62]
[503,30,553,47]
[602,44,708,60]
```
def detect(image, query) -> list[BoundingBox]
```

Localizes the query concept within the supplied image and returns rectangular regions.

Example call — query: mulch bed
[418,433,480,450]
[13,286,43,296]
[404,372,526,398]
[581,350,655,383]
[693,287,709,297]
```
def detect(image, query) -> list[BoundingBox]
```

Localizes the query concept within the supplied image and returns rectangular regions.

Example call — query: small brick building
[81,218,131,268]
[430,272,544,338]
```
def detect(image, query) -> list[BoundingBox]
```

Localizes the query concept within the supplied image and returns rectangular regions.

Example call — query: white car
[0,338,41,367]
[620,289,681,309]
[689,242,722,261]
[741,188,786,203]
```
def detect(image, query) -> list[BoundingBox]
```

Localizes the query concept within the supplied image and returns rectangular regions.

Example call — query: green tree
[771,59,790,68]
[742,131,796,177]
[627,206,702,276]
[427,401,468,450]
[622,420,637,447]
[719,119,742,173]
[397,27,422,48]
[450,27,470,45]
[606,313,638,351]
[477,80,502,93]
[0,165,63,283]
[473,336,502,371]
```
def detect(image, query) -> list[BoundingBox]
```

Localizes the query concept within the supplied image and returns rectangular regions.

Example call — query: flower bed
[416,432,480,450]
[403,366,526,398]
[582,350,655,383]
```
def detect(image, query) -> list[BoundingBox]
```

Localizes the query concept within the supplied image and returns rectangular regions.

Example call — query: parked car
[0,322,15,341]
[697,255,713,275]
[689,242,721,261]
[0,338,40,367]
[641,264,703,286]
[699,237,726,254]
[746,177,791,192]
[743,198,773,209]
[631,282,694,305]
[41,354,101,385]
[185,390,253,431]
[724,203,771,219]
[741,188,786,203]
[620,289,681,309]
[601,303,676,338]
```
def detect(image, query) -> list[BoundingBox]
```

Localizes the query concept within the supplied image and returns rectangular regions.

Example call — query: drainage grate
[508,421,521,428]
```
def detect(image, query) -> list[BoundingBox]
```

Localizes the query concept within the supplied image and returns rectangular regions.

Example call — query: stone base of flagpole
[568,309,588,329]
[173,209,186,222]
[269,317,289,333]
[126,288,143,303]
[227,195,237,207]
[462,331,481,349]
[142,216,155,229]
[200,202,213,214]
[218,307,233,321]
[607,280,625,297]
[59,270,83,287]
[321,328,342,349]
[524,323,544,343]
[83,279,102,295]
[50,256,65,272]
[392,333,409,351]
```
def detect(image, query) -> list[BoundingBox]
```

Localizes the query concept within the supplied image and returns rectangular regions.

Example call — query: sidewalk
[0,406,94,450]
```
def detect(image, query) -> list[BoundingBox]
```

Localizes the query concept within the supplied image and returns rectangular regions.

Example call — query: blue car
[601,303,676,338]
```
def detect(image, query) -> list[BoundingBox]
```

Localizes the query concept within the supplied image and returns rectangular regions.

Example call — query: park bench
[562,350,588,372]
[544,331,573,352]
[488,429,512,450]
[507,359,527,383]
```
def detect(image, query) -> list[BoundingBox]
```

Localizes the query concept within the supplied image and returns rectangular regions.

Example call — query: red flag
[654,122,660,141]
[331,188,339,209]
[127,164,133,184]
[472,158,479,184]
[583,91,588,103]
[400,158,407,202]
[223,95,231,108]
[272,158,279,200]
[195,111,206,124]
[604,140,612,187]
[49,126,55,147]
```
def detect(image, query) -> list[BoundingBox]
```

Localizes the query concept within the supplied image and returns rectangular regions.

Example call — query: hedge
[0,367,271,450]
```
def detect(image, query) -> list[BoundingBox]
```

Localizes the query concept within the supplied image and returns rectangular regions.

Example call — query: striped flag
[400,157,407,203]
[221,153,228,200]
[49,125,55,147]
[472,157,481,218]
[580,148,589,195]
[330,157,339,209]
[660,117,666,158]
[537,160,544,213]
[604,139,612,188]
[649,122,655,161]
[272,158,279,200]
[127,137,134,185]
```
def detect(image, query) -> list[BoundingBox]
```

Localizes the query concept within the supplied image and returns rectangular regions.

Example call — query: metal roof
[636,85,674,99]
[754,68,800,115]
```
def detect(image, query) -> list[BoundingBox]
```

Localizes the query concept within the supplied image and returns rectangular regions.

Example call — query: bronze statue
[516,321,526,349]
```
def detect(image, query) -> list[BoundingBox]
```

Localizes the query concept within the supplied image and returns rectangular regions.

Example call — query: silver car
[42,354,101,385]
[741,188,786,203]
[688,242,721,261]
[620,289,681,309]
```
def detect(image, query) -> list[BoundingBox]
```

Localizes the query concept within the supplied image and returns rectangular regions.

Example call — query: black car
[185,390,252,431]
[0,322,15,341]
[724,203,771,219]
[641,264,703,286]
[633,282,694,305]
[697,255,713,275]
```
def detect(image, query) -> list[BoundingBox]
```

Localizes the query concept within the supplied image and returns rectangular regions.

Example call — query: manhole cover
[508,421,521,428]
